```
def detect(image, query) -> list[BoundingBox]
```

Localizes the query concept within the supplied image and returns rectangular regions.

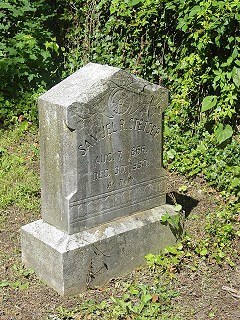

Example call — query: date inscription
[92,145,149,189]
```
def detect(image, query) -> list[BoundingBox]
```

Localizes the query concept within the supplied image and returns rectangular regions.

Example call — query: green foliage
[51,283,179,320]
[12,264,34,277]
[58,0,239,198]
[204,204,240,265]
[1,86,45,125]
[214,123,233,144]
[169,0,239,124]
[147,203,240,273]
[0,0,59,93]
[160,206,184,241]
[178,185,188,193]
[110,284,178,319]
[164,128,240,198]
[0,0,59,123]
[0,264,34,291]
[201,96,217,112]
[146,242,185,274]
[0,279,30,290]
[60,0,239,126]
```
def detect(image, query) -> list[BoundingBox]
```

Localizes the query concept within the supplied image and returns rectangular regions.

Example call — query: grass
[0,125,40,211]
[49,283,181,320]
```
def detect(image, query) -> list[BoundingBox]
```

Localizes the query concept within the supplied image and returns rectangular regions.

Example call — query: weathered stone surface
[21,205,176,296]
[38,63,168,234]
[21,63,176,296]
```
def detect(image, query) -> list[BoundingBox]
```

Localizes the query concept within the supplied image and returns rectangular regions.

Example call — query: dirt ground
[0,171,239,320]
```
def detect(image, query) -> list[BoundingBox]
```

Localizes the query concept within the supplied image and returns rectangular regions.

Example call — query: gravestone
[21,63,177,295]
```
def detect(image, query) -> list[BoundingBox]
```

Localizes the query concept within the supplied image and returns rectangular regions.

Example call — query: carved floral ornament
[66,70,168,131]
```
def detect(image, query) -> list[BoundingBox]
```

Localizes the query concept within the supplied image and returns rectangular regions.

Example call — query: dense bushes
[59,0,239,198]
[60,0,239,126]
[1,0,239,198]
[2,0,239,130]
[0,0,59,123]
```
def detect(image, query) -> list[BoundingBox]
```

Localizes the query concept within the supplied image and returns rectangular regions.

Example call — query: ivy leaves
[214,124,233,144]
[232,66,240,87]
[201,96,217,112]
[201,97,234,144]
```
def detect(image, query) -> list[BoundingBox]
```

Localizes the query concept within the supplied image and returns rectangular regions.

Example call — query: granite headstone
[21,63,177,295]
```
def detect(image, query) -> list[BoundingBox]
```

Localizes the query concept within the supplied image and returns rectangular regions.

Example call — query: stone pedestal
[21,205,176,296]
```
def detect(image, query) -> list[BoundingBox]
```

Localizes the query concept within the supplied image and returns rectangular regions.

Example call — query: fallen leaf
[169,266,177,273]
[134,267,142,271]
[97,287,105,291]
[152,294,159,303]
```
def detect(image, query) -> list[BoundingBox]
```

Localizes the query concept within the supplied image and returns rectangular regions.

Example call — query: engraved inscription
[110,88,135,115]
[66,67,168,232]
[77,117,161,157]
[94,150,123,165]
[92,144,149,190]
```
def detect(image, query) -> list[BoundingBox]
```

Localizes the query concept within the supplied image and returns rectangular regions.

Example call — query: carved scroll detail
[66,70,168,130]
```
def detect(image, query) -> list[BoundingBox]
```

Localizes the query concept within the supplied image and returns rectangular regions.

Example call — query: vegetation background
[0,0,239,319]
[1,0,239,199]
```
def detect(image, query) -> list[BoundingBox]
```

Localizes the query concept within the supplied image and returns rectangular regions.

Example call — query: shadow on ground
[167,191,199,218]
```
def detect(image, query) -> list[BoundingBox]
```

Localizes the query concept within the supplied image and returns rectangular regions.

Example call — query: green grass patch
[48,282,181,320]
[0,125,40,211]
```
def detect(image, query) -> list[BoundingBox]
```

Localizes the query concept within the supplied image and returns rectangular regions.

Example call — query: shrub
[58,0,239,197]
[0,0,60,123]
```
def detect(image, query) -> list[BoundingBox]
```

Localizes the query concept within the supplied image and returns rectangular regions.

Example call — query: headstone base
[21,205,176,296]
